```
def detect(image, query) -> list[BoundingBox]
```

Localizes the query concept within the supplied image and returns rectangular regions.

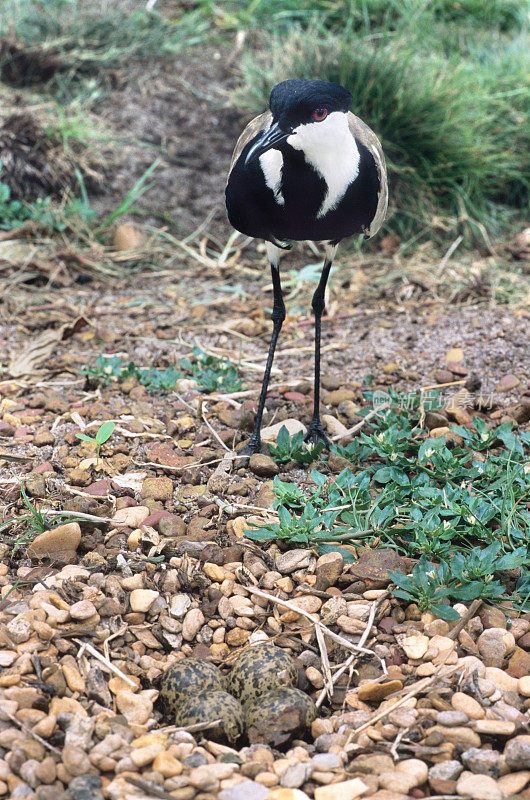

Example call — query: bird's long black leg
[238,246,285,457]
[305,244,338,447]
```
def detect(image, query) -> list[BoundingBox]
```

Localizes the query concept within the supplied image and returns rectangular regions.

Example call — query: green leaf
[244,528,276,540]
[474,417,487,436]
[393,588,414,602]
[430,603,460,621]
[95,421,115,444]
[418,437,445,462]
[496,547,528,571]
[75,433,96,443]
[310,469,327,487]
[388,569,416,593]
[277,505,292,527]
[373,466,393,483]
[450,581,484,601]
[389,467,410,486]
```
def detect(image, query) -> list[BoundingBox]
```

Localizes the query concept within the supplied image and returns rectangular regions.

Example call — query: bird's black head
[269,79,352,127]
[244,79,352,165]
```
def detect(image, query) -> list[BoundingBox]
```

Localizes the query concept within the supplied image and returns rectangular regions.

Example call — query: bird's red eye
[312,107,328,122]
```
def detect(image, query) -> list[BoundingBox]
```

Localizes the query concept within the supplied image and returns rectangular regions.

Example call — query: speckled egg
[175,690,244,742]
[228,643,298,707]
[159,658,225,715]
[244,686,317,743]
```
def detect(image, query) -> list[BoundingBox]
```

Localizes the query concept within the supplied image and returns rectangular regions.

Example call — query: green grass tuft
[196,0,529,35]
[0,0,205,102]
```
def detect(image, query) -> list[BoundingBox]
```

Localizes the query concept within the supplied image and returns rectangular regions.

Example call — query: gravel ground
[0,267,529,800]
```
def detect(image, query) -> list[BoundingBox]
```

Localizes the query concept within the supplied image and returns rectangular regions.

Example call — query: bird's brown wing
[347,111,388,237]
[227,111,272,182]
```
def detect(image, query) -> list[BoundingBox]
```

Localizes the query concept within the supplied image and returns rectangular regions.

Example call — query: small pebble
[451,691,485,720]
[69,600,97,620]
[461,747,502,777]
[129,589,159,613]
[456,771,502,800]
[314,779,368,800]
[504,736,530,769]
[436,710,469,727]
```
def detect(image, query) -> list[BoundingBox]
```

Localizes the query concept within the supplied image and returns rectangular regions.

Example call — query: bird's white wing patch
[287,112,360,218]
[259,149,285,206]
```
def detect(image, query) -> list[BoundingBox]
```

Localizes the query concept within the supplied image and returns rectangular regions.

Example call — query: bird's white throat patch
[259,149,284,206]
[287,111,360,218]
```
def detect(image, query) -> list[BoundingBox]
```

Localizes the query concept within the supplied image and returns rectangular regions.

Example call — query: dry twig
[447,598,482,640]
[6,712,62,757]
[201,403,231,452]
[73,638,137,688]
[244,586,376,657]
[315,598,383,708]
[331,403,390,441]
[345,662,460,744]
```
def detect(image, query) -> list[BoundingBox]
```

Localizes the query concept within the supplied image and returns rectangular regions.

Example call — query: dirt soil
[93,48,247,240]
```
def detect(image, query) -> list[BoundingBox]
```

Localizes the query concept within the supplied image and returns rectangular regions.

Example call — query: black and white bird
[225,78,387,456]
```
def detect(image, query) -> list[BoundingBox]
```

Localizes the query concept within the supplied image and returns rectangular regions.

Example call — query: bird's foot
[235,437,265,464]
[304,419,331,448]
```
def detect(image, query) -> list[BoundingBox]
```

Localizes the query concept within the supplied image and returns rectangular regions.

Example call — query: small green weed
[0,483,80,555]
[389,541,528,616]
[0,159,57,231]
[247,503,331,544]
[180,347,243,394]
[76,420,115,464]
[268,425,325,465]
[389,556,460,621]
[450,416,522,452]
[80,348,243,395]
[80,355,132,386]
[80,355,178,392]
[272,475,306,510]
[448,542,527,603]
[136,366,181,394]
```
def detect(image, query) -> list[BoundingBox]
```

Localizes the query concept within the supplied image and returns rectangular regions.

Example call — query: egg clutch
[159,643,317,745]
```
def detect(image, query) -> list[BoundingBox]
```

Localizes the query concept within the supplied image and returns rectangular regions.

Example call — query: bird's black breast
[225,134,380,243]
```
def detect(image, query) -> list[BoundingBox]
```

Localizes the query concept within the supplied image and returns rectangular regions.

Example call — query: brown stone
[428,725,481,749]
[34,429,55,447]
[350,754,394,775]
[248,454,279,477]
[158,515,186,537]
[315,551,344,590]
[507,646,530,678]
[27,522,81,561]
[141,476,173,501]
[495,374,520,392]
[479,607,507,630]
[357,680,403,702]
[327,388,357,405]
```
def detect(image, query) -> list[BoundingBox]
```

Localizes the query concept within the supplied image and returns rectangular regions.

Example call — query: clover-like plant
[76,421,115,465]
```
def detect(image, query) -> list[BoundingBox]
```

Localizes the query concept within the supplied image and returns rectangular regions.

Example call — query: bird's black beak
[244,121,290,165]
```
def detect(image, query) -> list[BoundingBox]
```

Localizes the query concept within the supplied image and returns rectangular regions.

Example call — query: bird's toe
[235,438,265,464]
[304,421,331,448]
